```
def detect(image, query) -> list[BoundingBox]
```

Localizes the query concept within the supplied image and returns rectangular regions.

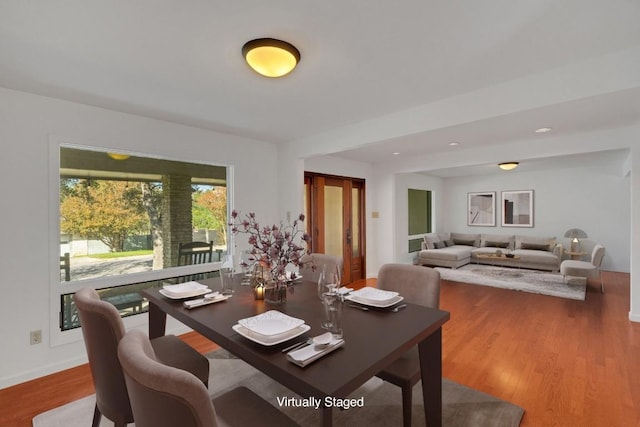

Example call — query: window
[407,189,432,252]
[56,145,230,331]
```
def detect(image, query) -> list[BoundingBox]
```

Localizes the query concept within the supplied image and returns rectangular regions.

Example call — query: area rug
[436,264,586,300]
[33,350,524,427]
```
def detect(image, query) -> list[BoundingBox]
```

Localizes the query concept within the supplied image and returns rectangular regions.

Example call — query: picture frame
[501,190,534,227]
[467,192,496,226]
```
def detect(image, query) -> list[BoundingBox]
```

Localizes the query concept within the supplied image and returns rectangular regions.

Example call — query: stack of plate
[345,287,404,308]
[233,310,310,346]
[160,282,211,299]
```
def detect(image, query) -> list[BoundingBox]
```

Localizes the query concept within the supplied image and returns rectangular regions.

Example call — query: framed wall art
[501,190,534,227]
[467,192,496,226]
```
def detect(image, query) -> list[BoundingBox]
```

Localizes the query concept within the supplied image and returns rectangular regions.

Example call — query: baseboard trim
[629,311,640,323]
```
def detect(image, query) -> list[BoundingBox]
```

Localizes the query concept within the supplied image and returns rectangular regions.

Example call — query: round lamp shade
[242,38,300,78]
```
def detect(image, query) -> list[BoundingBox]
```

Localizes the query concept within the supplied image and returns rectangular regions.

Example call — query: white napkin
[286,337,345,367]
[183,292,228,309]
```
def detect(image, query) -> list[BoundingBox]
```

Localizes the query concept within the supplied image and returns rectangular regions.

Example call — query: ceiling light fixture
[448,142,460,146]
[242,38,300,78]
[498,162,519,171]
[392,152,400,155]
[107,152,130,160]
[535,127,552,133]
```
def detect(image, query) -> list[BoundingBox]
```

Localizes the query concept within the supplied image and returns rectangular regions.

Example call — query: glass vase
[264,280,287,304]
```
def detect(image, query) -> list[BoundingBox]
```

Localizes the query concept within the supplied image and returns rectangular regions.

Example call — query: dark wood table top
[141,279,450,400]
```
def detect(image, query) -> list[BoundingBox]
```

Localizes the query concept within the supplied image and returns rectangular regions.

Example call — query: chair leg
[91,404,101,427]
[600,271,605,293]
[401,384,412,427]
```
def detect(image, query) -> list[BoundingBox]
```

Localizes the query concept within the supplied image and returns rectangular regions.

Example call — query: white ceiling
[1,1,639,174]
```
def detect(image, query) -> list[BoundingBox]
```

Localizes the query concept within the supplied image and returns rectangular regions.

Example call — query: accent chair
[560,244,606,293]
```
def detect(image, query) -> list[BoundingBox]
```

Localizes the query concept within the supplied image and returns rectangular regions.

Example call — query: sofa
[417,232,563,272]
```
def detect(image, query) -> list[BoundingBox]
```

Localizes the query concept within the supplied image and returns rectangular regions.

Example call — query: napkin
[286,337,345,367]
[337,287,353,295]
[183,292,228,309]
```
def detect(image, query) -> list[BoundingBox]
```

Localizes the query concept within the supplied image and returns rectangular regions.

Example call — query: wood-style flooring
[1,271,638,427]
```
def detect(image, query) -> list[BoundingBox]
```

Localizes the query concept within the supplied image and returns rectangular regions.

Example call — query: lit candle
[254,284,264,300]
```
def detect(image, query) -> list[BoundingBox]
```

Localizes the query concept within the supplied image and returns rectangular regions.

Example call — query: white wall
[393,173,445,266]
[440,165,629,272]
[0,87,280,388]
[387,161,630,273]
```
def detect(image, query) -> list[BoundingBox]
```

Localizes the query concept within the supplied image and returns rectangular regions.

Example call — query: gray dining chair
[299,253,343,284]
[118,329,300,427]
[375,263,441,427]
[75,287,210,427]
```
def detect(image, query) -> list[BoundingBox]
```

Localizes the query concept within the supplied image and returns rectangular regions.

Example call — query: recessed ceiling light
[448,142,460,146]
[535,127,552,133]
[392,152,400,156]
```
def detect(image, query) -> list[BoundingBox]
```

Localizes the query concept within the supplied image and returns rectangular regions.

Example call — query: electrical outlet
[30,330,42,345]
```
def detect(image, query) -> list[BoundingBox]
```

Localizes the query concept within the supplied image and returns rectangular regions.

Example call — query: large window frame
[49,138,234,346]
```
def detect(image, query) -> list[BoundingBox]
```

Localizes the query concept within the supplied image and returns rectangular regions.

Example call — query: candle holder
[253,282,265,300]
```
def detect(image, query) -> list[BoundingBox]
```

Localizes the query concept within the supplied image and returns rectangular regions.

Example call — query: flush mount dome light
[498,162,519,171]
[107,152,130,160]
[242,38,300,77]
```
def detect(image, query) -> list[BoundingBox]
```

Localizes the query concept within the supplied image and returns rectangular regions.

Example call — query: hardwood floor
[1,273,638,426]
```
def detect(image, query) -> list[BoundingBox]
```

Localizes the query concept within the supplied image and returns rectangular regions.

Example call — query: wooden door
[304,173,365,284]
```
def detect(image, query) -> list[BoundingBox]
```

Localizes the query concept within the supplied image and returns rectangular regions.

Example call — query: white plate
[238,310,305,336]
[345,294,404,308]
[162,281,209,298]
[233,323,311,346]
[349,287,399,304]
[159,288,211,300]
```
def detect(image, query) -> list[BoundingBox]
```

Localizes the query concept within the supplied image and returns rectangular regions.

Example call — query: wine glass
[239,250,252,285]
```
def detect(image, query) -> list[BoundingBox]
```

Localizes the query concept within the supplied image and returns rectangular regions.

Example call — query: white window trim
[48,136,234,347]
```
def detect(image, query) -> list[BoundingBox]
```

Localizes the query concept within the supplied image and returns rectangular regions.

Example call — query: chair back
[118,330,218,427]
[300,253,343,284]
[178,241,214,266]
[377,264,440,309]
[591,244,605,268]
[74,287,133,424]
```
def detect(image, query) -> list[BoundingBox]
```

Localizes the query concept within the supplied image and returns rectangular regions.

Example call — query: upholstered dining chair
[560,244,606,293]
[118,329,300,427]
[75,287,210,427]
[299,253,343,284]
[375,263,441,427]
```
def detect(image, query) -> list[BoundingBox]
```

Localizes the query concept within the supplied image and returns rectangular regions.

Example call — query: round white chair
[560,244,605,293]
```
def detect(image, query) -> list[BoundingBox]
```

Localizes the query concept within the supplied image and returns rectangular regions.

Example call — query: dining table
[141,277,450,427]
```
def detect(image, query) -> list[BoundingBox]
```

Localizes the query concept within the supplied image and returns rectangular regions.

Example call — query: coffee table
[474,253,520,266]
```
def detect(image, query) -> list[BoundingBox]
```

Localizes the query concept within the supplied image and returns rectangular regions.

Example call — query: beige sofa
[418,232,563,272]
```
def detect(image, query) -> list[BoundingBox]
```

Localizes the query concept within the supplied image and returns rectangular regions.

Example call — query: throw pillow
[521,242,551,251]
[485,241,509,248]
[433,241,445,249]
[452,239,475,246]
[443,239,454,247]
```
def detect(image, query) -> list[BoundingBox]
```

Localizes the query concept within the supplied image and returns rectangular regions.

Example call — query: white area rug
[33,353,524,427]
[436,264,586,300]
